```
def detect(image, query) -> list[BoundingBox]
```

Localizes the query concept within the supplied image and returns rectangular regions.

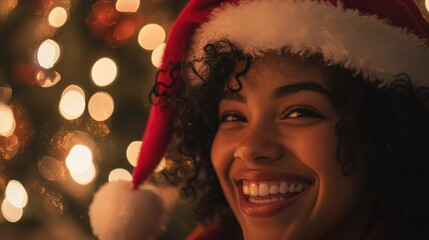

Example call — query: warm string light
[115,0,140,13]
[108,168,132,182]
[0,85,12,103]
[70,163,97,185]
[48,7,68,28]
[0,103,15,137]
[88,91,115,121]
[1,180,27,223]
[1,199,23,223]
[37,39,61,69]
[138,23,166,50]
[65,144,97,185]
[126,140,142,167]
[59,85,86,120]
[151,43,166,68]
[5,180,28,208]
[65,144,93,175]
[91,57,118,87]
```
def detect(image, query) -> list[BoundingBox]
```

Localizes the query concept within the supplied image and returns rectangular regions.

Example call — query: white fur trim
[190,0,429,84]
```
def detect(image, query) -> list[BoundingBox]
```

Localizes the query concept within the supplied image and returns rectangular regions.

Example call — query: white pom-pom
[89,181,165,240]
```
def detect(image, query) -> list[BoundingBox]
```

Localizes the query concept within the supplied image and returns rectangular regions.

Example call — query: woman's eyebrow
[271,82,332,100]
[220,91,246,103]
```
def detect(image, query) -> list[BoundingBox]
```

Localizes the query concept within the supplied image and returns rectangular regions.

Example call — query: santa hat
[89,0,429,239]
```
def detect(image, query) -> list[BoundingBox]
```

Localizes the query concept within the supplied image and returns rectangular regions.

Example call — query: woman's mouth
[242,180,309,204]
[235,171,312,217]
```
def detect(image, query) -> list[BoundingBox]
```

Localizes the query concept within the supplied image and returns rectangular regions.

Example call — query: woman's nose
[233,125,283,163]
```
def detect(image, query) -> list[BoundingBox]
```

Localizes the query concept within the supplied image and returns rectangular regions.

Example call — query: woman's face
[211,55,374,240]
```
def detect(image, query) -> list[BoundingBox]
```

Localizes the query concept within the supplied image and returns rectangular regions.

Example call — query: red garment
[186,216,394,240]
[186,220,243,240]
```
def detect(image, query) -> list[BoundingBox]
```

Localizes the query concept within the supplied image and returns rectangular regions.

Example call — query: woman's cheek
[211,132,235,175]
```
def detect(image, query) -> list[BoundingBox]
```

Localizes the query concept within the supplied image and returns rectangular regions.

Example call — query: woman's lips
[234,170,313,217]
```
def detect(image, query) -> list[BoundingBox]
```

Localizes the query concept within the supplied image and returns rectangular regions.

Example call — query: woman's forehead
[242,54,328,84]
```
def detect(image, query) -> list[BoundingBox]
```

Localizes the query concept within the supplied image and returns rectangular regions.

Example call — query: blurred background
[0,0,195,239]
[1,0,429,239]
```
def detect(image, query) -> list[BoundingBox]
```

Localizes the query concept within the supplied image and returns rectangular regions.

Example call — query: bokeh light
[0,103,16,137]
[65,144,93,175]
[1,199,23,223]
[0,85,12,103]
[108,168,132,182]
[70,163,96,185]
[138,23,166,50]
[37,39,61,69]
[48,7,68,28]
[116,0,140,13]
[126,140,142,167]
[426,0,429,12]
[38,155,65,182]
[151,43,166,68]
[5,180,28,208]
[91,57,118,87]
[88,91,115,121]
[35,69,62,88]
[59,85,86,120]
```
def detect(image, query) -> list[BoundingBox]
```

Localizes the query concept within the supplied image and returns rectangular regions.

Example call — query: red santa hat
[90,0,429,239]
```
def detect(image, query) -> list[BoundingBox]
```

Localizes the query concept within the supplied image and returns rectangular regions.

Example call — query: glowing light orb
[36,69,62,88]
[138,24,166,50]
[59,85,86,120]
[426,0,429,12]
[1,199,23,223]
[66,144,93,175]
[48,7,68,28]
[88,92,115,121]
[115,0,140,13]
[38,155,65,182]
[37,39,61,69]
[126,141,142,167]
[91,58,118,87]
[5,180,28,208]
[108,168,132,182]
[70,163,96,185]
[0,85,12,103]
[151,43,166,68]
[0,104,15,137]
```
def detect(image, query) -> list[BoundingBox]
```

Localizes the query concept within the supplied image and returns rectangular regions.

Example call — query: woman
[90,0,429,239]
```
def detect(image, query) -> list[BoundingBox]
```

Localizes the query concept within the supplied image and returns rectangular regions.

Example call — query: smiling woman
[90,0,429,239]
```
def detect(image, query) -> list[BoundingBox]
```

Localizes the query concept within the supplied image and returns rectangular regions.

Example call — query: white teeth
[289,184,296,193]
[242,180,309,197]
[250,183,258,196]
[243,185,250,195]
[279,182,288,194]
[269,185,279,195]
[259,183,269,196]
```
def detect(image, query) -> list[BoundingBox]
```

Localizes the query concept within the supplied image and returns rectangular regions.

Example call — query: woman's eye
[219,113,246,122]
[285,106,323,119]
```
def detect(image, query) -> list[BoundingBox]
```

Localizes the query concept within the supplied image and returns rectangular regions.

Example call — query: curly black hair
[153,40,429,236]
